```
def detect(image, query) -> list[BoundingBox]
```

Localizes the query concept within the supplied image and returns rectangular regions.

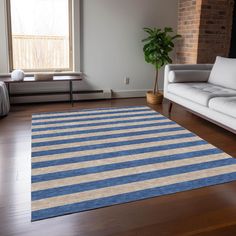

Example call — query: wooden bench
[0,75,82,106]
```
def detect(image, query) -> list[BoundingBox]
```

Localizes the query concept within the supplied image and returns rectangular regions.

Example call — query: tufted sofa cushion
[167,83,236,106]
[209,97,236,119]
[209,56,236,90]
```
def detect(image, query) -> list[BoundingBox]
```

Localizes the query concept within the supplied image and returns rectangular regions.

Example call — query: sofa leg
[168,101,173,114]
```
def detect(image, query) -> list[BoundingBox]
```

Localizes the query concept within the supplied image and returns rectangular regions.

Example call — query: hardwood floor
[0,98,236,236]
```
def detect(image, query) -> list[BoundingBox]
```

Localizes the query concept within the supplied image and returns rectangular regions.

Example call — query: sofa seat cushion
[209,97,236,119]
[167,83,236,106]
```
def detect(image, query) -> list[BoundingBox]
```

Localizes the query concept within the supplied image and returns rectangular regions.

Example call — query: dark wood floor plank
[0,98,235,236]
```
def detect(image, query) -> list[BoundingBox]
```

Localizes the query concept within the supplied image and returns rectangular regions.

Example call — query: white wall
[81,0,178,94]
[0,0,178,101]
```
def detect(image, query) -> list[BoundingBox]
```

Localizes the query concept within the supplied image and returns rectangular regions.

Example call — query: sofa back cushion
[208,56,236,89]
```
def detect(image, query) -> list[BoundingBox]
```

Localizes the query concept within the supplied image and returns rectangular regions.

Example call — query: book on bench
[34,73,54,81]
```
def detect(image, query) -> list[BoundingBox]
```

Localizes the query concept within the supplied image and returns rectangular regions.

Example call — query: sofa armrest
[164,64,213,97]
[168,70,211,83]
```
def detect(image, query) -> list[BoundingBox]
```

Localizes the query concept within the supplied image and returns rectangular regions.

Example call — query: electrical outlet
[125,77,130,85]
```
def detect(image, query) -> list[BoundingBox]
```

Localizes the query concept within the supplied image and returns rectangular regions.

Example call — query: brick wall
[176,0,202,64]
[177,0,234,64]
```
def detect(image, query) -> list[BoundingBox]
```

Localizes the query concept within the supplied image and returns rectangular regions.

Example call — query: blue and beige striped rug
[31,106,236,221]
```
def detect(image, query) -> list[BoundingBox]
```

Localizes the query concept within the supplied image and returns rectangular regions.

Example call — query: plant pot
[146,91,163,105]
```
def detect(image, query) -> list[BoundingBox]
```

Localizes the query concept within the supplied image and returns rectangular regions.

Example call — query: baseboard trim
[112,90,149,98]
[74,89,112,100]
[10,89,112,104]
[9,89,164,104]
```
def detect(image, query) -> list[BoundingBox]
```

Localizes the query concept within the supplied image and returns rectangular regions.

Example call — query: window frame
[6,0,74,73]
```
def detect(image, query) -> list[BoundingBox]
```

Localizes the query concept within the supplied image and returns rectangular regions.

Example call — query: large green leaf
[142,27,181,68]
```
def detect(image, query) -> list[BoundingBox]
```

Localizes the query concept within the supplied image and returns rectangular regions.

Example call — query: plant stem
[153,69,159,95]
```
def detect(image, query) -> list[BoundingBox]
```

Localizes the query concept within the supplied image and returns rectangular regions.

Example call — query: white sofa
[164,56,236,133]
[0,81,10,117]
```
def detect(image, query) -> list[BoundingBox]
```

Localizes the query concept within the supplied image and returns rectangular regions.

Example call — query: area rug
[31,106,236,221]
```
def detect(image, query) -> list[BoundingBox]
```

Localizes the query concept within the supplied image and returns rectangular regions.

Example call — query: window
[7,0,73,72]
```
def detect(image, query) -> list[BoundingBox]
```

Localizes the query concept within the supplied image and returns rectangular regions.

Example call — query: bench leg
[168,101,173,114]
[7,83,11,104]
[69,80,73,106]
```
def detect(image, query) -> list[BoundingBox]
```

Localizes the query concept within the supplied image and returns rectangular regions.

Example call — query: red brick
[176,0,234,64]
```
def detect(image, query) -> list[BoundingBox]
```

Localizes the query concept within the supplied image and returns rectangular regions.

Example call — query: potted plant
[142,27,181,104]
